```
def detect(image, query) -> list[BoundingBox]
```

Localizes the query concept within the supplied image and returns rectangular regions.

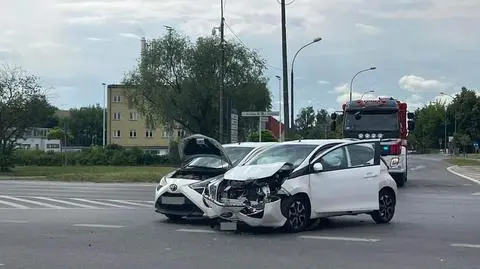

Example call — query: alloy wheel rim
[288,201,306,230]
[379,194,394,221]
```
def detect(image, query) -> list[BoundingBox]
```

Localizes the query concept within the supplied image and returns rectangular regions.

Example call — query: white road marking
[299,235,380,242]
[73,224,125,228]
[0,195,65,209]
[410,165,425,171]
[472,192,480,196]
[32,197,99,209]
[0,263,4,266]
[103,199,151,207]
[176,228,217,234]
[69,198,133,209]
[446,166,480,185]
[0,220,29,223]
[0,199,29,209]
[450,243,480,249]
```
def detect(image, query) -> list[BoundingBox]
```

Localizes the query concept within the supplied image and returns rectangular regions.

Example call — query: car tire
[371,189,396,224]
[283,196,310,233]
[165,214,183,221]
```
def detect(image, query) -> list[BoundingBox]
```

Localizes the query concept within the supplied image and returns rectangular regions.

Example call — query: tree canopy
[0,64,55,171]
[60,104,104,147]
[123,29,272,142]
[293,106,332,139]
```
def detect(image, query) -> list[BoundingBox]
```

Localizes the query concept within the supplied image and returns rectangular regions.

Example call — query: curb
[446,165,480,185]
[0,176,47,180]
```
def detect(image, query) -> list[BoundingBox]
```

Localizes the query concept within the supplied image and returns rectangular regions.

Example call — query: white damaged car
[202,139,398,232]
[154,134,276,220]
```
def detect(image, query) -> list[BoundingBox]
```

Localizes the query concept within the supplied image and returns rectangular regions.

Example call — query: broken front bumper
[202,195,287,228]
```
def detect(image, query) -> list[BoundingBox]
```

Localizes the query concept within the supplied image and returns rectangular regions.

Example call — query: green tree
[60,105,103,146]
[248,130,278,142]
[47,127,73,146]
[123,29,272,141]
[446,87,480,141]
[454,133,471,156]
[294,107,332,139]
[411,102,446,153]
[0,64,55,171]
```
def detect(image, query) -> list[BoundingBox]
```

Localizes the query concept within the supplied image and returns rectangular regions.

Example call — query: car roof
[222,142,277,148]
[278,139,354,146]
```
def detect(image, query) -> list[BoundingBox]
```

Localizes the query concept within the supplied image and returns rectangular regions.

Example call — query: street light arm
[349,68,376,102]
[291,41,315,72]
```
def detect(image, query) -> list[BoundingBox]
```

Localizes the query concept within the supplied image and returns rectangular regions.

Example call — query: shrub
[248,130,278,142]
[11,147,177,167]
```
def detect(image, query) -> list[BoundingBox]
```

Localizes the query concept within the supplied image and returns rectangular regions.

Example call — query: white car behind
[202,139,398,232]
[154,134,276,220]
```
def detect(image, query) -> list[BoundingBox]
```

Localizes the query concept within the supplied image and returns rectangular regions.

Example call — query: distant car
[154,134,276,220]
[202,139,398,232]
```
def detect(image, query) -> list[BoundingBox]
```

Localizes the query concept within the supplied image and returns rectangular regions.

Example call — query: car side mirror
[313,163,323,172]
[407,120,415,131]
[355,112,362,120]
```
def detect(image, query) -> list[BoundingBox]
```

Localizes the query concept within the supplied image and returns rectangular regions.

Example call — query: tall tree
[60,104,103,146]
[0,64,55,171]
[123,29,272,141]
[294,107,332,139]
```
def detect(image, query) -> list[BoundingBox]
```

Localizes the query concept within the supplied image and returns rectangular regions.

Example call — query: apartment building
[106,84,171,155]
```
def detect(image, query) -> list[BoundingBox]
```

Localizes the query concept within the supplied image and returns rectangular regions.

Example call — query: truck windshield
[344,111,399,131]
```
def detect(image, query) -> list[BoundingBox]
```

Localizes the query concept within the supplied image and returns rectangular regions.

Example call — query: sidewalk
[447,165,480,184]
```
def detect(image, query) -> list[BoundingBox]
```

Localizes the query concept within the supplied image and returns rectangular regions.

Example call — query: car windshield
[185,146,255,168]
[223,146,255,165]
[245,144,318,168]
[344,111,399,131]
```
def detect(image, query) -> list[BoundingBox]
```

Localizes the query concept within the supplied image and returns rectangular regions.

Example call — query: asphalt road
[1,155,479,269]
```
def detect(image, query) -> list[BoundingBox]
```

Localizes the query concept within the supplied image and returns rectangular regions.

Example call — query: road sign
[230,113,238,143]
[241,111,280,117]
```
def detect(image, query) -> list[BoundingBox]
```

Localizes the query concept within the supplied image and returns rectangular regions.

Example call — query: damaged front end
[202,162,294,227]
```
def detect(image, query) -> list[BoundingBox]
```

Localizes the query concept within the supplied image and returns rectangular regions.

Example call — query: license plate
[161,197,185,205]
[220,221,237,231]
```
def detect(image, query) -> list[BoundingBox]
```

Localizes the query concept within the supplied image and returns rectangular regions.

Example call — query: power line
[224,21,282,71]
[277,0,296,5]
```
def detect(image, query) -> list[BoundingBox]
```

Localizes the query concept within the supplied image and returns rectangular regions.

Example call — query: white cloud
[331,82,377,104]
[86,37,108,42]
[68,16,107,25]
[355,23,384,35]
[317,80,330,85]
[119,33,140,39]
[29,41,63,49]
[399,75,446,92]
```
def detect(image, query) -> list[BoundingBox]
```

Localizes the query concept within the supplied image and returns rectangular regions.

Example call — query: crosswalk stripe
[103,199,151,207]
[0,195,65,209]
[69,198,133,209]
[33,197,99,209]
[0,199,29,209]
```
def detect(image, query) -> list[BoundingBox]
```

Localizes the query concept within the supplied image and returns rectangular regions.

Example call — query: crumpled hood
[224,162,290,181]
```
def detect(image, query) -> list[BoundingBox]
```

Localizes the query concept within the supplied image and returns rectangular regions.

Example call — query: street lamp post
[349,67,376,102]
[361,90,374,99]
[441,92,457,154]
[102,83,106,147]
[276,75,282,141]
[290,37,322,129]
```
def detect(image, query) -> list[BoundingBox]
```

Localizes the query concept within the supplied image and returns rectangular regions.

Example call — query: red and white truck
[332,97,415,187]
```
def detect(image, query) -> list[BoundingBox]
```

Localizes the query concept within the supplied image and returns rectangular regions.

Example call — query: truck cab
[332,97,415,187]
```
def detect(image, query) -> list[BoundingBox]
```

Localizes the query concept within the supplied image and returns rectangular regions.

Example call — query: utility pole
[219,0,225,143]
[102,83,106,147]
[280,0,289,139]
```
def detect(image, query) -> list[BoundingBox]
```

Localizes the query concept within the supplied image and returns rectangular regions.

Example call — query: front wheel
[371,189,396,224]
[283,197,310,233]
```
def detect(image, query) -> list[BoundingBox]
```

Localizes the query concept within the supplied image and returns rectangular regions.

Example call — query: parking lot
[1,154,479,269]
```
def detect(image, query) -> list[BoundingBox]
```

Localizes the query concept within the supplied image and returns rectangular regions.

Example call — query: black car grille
[155,192,204,217]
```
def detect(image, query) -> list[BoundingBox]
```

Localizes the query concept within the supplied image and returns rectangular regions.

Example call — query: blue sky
[1,0,479,117]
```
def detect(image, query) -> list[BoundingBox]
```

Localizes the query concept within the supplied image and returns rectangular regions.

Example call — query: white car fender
[280,175,311,198]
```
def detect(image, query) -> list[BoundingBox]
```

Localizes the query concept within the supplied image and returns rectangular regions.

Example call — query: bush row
[12,146,178,167]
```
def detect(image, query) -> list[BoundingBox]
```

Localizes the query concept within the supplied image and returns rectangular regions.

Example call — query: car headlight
[358,133,364,139]
[390,157,400,167]
[189,180,210,189]
[377,133,383,139]
[156,176,167,191]
[371,133,377,138]
[365,133,371,139]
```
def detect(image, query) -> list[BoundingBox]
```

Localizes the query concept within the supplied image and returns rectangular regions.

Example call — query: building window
[129,111,138,121]
[162,130,170,138]
[113,130,121,138]
[113,112,121,120]
[129,129,137,138]
[113,95,122,103]
[145,130,153,138]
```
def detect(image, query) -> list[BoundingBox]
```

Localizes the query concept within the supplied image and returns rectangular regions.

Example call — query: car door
[309,140,381,214]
